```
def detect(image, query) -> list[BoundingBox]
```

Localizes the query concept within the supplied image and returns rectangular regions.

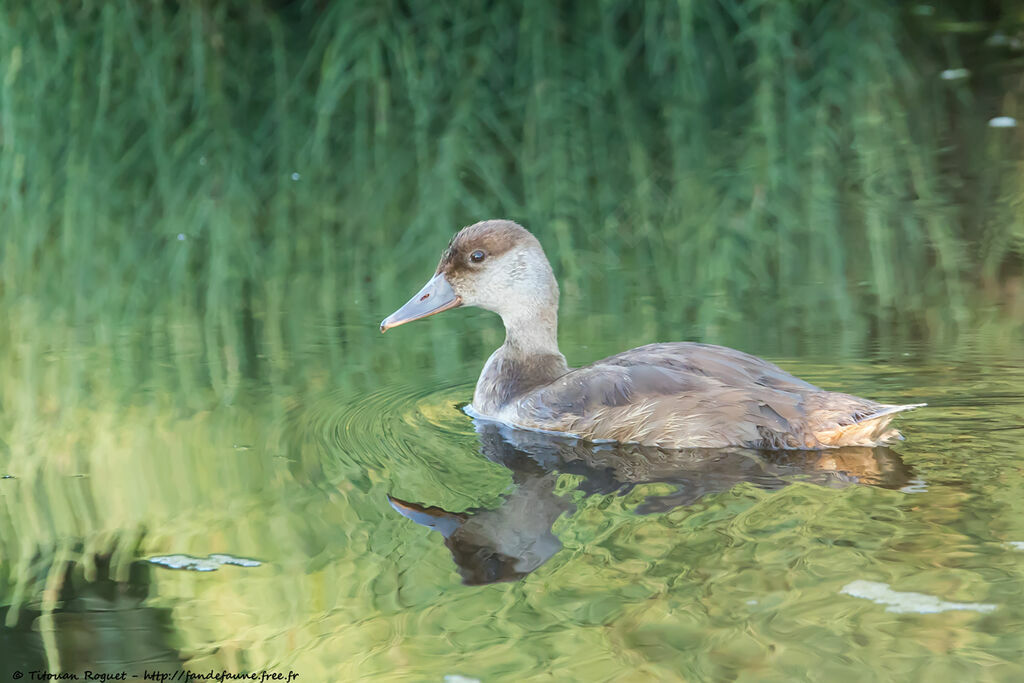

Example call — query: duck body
[381,220,922,450]
[474,340,920,449]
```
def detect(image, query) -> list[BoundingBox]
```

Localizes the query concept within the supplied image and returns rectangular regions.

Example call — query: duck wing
[512,343,921,449]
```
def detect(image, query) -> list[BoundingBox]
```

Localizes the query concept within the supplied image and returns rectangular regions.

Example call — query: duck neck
[472,307,569,416]
[501,307,561,359]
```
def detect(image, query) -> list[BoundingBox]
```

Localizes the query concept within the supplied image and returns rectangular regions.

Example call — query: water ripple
[284,379,508,505]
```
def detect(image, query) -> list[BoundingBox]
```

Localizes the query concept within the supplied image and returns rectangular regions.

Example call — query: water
[1,283,1022,681]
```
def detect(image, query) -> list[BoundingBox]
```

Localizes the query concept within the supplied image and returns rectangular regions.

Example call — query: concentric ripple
[286,378,513,507]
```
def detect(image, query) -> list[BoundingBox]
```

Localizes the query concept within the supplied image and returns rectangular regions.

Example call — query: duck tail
[815,403,927,447]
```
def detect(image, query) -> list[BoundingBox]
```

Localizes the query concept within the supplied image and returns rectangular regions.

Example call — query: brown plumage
[382,220,924,449]
[487,342,921,449]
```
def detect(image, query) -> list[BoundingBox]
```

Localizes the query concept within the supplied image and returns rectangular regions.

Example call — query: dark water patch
[0,551,184,679]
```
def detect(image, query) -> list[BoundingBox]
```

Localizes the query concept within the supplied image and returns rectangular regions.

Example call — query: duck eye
[470,250,486,263]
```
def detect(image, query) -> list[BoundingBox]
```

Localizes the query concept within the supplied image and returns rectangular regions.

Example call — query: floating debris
[177,233,186,241]
[989,116,1017,128]
[291,172,301,181]
[841,580,996,614]
[900,478,928,493]
[444,677,481,683]
[209,553,261,567]
[1006,542,1024,551]
[940,68,969,80]
[199,156,207,166]
[149,553,262,572]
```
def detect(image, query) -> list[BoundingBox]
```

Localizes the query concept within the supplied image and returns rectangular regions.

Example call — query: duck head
[380,220,559,335]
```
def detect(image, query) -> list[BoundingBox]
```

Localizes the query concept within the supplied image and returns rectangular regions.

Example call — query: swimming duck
[380,220,923,449]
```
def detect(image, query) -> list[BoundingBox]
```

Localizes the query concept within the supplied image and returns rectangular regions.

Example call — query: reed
[1,1,1021,405]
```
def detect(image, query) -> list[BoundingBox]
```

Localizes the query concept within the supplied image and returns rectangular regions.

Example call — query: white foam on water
[841,580,996,614]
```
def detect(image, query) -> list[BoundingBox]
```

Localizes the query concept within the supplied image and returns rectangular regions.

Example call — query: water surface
[1,292,1022,681]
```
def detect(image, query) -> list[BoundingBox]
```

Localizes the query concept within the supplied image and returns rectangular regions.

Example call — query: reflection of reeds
[4,372,1020,678]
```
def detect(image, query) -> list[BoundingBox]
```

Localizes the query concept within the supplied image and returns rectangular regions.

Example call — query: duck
[380,220,924,450]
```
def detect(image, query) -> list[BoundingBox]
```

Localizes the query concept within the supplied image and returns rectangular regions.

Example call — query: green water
[1,282,1022,681]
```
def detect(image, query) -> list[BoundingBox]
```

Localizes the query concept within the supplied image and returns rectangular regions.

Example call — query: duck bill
[387,495,464,537]
[380,273,462,332]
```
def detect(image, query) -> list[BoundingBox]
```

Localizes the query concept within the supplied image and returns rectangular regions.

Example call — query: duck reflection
[389,417,913,585]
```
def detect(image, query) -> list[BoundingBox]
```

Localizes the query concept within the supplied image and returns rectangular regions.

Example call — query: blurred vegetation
[1,0,1022,406]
